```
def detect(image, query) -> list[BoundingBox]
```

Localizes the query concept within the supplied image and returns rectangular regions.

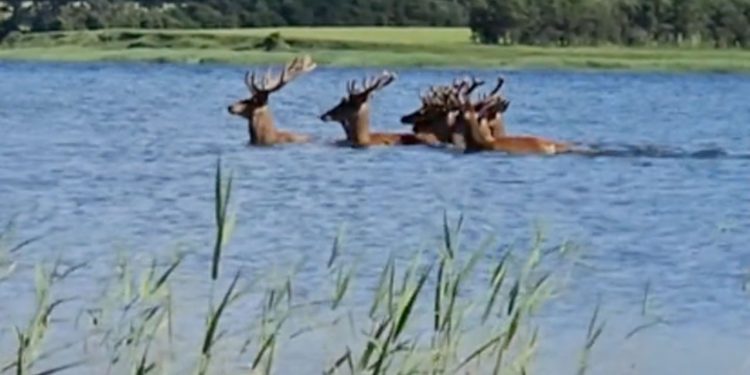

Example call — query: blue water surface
[1,61,749,374]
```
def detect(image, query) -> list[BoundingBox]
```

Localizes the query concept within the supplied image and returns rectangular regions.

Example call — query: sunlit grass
[188,27,473,45]
[2,27,750,72]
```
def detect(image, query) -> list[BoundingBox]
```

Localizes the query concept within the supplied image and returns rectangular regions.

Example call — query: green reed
[0,157,612,374]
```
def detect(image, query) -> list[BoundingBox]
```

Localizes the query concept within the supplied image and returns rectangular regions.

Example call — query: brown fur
[482,112,506,138]
[320,71,428,148]
[227,98,310,145]
[227,55,316,145]
[401,106,456,146]
[456,100,571,155]
[400,76,507,147]
[473,77,508,139]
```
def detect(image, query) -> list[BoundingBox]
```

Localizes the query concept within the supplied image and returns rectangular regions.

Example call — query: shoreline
[1,28,750,74]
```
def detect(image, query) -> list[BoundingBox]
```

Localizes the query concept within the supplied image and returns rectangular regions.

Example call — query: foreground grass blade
[483,252,510,323]
[328,225,346,269]
[199,271,241,374]
[369,254,395,318]
[577,299,606,375]
[150,256,183,295]
[211,157,234,281]
[31,360,87,375]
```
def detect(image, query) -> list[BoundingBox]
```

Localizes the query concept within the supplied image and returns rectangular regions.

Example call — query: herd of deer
[227,54,578,155]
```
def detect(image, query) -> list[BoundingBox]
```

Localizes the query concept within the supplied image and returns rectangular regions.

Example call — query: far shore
[2,27,750,73]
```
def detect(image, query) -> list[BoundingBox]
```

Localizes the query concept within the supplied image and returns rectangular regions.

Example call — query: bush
[257,31,290,51]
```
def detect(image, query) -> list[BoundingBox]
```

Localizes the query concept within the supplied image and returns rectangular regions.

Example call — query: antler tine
[487,77,505,96]
[441,86,463,111]
[264,59,289,93]
[452,77,464,90]
[263,68,273,90]
[477,95,501,118]
[499,97,511,113]
[263,55,317,93]
[426,85,442,98]
[452,79,468,94]
[380,71,397,90]
[356,70,396,97]
[361,76,371,94]
[441,86,458,106]
[420,87,433,104]
[462,75,486,96]
[471,76,506,110]
[244,71,257,93]
[441,90,453,108]
[431,86,450,106]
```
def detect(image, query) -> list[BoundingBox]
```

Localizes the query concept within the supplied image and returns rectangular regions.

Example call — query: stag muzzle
[400,111,419,124]
[227,103,244,115]
[319,112,333,122]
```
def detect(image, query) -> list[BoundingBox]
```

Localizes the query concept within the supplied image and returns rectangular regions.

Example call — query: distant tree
[2,0,750,49]
[469,0,524,44]
[671,0,706,45]
[180,3,227,28]
[1,0,26,40]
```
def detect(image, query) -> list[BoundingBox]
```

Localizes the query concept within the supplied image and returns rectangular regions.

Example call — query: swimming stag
[448,89,572,155]
[227,55,317,145]
[319,71,424,147]
[472,77,508,139]
[400,75,502,146]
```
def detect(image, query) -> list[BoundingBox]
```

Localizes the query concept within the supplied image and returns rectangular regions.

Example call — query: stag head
[399,86,451,124]
[319,71,397,123]
[228,55,317,119]
[400,75,485,125]
[448,83,508,128]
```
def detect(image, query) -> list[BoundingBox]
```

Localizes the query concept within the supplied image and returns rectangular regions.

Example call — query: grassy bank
[0,159,612,374]
[2,27,750,72]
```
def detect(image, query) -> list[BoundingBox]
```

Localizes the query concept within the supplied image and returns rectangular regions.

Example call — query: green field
[2,27,750,72]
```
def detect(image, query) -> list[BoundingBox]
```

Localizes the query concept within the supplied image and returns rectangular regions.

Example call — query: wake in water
[569,142,750,160]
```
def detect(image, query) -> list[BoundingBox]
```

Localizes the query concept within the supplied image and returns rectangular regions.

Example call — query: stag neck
[488,115,506,138]
[460,113,494,151]
[337,120,355,142]
[414,112,456,144]
[348,103,372,146]
[248,106,279,145]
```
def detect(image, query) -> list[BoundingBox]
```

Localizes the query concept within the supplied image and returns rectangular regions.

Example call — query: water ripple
[1,62,750,369]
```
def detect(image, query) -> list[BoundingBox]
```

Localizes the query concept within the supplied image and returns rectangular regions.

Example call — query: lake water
[1,61,749,374]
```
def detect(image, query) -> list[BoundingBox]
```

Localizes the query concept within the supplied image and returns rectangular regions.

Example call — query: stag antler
[245,55,317,94]
[488,77,504,96]
[346,71,397,99]
[419,85,452,107]
[442,85,470,112]
[475,76,507,109]
[476,95,504,117]
[452,75,485,97]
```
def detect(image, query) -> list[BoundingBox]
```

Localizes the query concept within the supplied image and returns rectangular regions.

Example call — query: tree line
[470,0,750,48]
[2,0,749,48]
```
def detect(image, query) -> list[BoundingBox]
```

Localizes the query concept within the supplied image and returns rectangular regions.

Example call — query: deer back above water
[452,93,572,155]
